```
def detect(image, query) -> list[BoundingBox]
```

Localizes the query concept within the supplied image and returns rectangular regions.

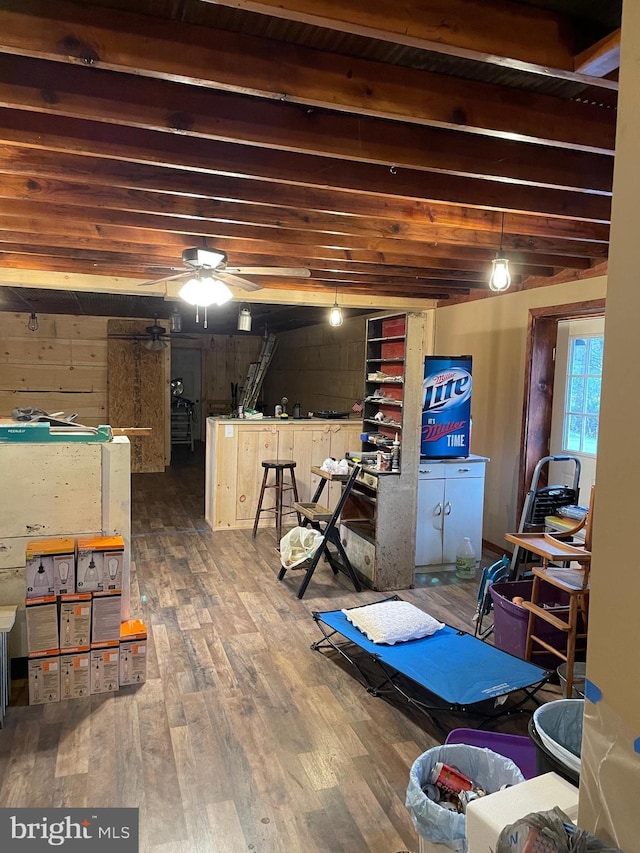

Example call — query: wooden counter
[205,417,362,531]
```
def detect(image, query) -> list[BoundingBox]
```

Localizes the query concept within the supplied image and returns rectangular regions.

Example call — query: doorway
[519,299,605,513]
[171,347,202,441]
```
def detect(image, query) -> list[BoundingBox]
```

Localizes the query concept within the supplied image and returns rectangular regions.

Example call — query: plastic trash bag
[279,526,324,570]
[320,457,349,475]
[496,806,623,852]
[532,699,584,779]
[406,744,525,852]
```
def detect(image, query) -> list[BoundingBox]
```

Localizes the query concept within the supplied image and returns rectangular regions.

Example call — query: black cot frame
[311,597,551,735]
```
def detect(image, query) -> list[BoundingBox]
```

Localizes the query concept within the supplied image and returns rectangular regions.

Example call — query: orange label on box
[77,535,124,552]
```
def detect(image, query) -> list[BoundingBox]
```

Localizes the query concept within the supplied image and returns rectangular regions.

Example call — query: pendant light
[237,304,252,332]
[489,212,512,293]
[329,287,343,327]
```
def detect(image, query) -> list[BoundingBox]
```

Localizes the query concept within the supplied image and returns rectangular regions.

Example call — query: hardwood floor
[0,445,560,852]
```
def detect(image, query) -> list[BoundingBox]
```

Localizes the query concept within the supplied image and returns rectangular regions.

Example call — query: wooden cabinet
[415,456,488,569]
[205,418,362,530]
[0,438,131,657]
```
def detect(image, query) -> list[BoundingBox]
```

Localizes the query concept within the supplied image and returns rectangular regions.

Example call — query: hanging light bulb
[237,304,252,332]
[28,312,38,332]
[329,287,343,327]
[169,305,182,333]
[489,212,512,293]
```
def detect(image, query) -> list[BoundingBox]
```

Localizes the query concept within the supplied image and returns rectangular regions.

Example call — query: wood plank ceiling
[0,0,622,324]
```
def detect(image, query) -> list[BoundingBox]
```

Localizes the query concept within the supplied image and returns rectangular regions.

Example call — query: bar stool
[252,460,302,542]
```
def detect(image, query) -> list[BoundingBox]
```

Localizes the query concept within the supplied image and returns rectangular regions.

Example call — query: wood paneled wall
[262,316,367,415]
[0,312,109,425]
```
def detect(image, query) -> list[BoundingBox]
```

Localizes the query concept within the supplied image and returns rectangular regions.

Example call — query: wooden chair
[509,485,594,698]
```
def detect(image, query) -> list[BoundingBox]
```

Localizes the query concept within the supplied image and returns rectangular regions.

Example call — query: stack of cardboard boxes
[25,536,147,704]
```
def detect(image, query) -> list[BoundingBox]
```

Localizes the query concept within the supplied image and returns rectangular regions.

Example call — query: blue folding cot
[312,597,550,733]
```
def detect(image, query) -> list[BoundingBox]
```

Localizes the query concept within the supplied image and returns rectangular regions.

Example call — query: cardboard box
[25,597,59,655]
[119,619,147,687]
[28,652,60,705]
[60,651,91,700]
[59,594,92,651]
[76,535,125,593]
[90,643,120,694]
[25,537,75,599]
[91,592,122,644]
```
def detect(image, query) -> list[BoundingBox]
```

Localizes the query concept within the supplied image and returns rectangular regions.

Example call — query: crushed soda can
[430,762,473,794]
[421,783,441,802]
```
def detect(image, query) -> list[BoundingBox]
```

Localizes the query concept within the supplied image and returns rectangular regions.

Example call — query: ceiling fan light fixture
[179,276,218,307]
[182,247,227,269]
[211,278,233,306]
[237,304,252,332]
[145,337,166,352]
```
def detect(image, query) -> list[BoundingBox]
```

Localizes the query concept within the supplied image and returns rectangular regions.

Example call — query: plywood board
[107,320,167,473]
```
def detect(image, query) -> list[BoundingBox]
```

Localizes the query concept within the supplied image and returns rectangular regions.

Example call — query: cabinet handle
[444,501,452,515]
[419,469,432,474]
[433,502,442,517]
[457,467,470,472]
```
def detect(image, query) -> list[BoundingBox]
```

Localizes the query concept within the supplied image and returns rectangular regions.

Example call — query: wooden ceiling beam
[0,146,611,245]
[204,0,615,84]
[0,171,609,253]
[0,215,559,277]
[0,114,612,223]
[0,54,614,194]
[0,0,616,151]
[575,30,621,77]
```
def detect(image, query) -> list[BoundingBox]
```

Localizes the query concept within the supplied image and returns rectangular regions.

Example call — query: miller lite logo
[422,368,472,412]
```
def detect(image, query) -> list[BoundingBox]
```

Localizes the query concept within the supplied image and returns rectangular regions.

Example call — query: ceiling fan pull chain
[195,305,200,324]
[204,305,208,329]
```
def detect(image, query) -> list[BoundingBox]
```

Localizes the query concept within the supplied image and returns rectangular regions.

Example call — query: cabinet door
[415,478,445,566]
[441,476,485,565]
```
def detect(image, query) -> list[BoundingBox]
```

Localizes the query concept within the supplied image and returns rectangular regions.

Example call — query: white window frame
[562,333,604,457]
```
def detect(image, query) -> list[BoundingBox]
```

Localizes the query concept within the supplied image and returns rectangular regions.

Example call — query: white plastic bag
[279,526,324,569]
[406,744,525,852]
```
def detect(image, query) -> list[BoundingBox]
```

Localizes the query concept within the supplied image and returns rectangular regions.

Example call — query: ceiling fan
[108,319,170,351]
[139,248,311,306]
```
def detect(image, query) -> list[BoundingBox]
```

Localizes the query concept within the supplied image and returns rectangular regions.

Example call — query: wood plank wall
[0,312,109,425]
[262,316,367,416]
[172,335,263,436]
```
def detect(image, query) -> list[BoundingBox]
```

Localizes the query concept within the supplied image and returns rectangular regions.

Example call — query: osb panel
[107,332,166,473]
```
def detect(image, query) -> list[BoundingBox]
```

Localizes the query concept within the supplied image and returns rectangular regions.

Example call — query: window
[563,334,604,455]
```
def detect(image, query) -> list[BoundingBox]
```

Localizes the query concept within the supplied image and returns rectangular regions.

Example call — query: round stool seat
[261,459,296,469]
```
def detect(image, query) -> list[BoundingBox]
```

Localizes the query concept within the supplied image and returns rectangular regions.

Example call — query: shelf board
[367,335,406,344]
[366,358,405,364]
[364,398,403,407]
[363,420,402,429]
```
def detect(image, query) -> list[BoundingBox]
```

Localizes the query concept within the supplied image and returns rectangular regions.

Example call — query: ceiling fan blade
[136,270,189,287]
[226,266,311,278]
[215,271,263,292]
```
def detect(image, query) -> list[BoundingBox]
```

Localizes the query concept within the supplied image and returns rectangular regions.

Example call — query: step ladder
[240,333,278,410]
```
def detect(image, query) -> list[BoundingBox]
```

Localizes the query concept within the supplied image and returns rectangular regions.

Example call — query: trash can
[528,698,583,786]
[406,743,525,853]
[557,661,586,698]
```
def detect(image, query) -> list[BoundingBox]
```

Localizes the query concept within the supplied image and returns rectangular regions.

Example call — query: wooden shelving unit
[362,315,407,456]
[339,311,430,590]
